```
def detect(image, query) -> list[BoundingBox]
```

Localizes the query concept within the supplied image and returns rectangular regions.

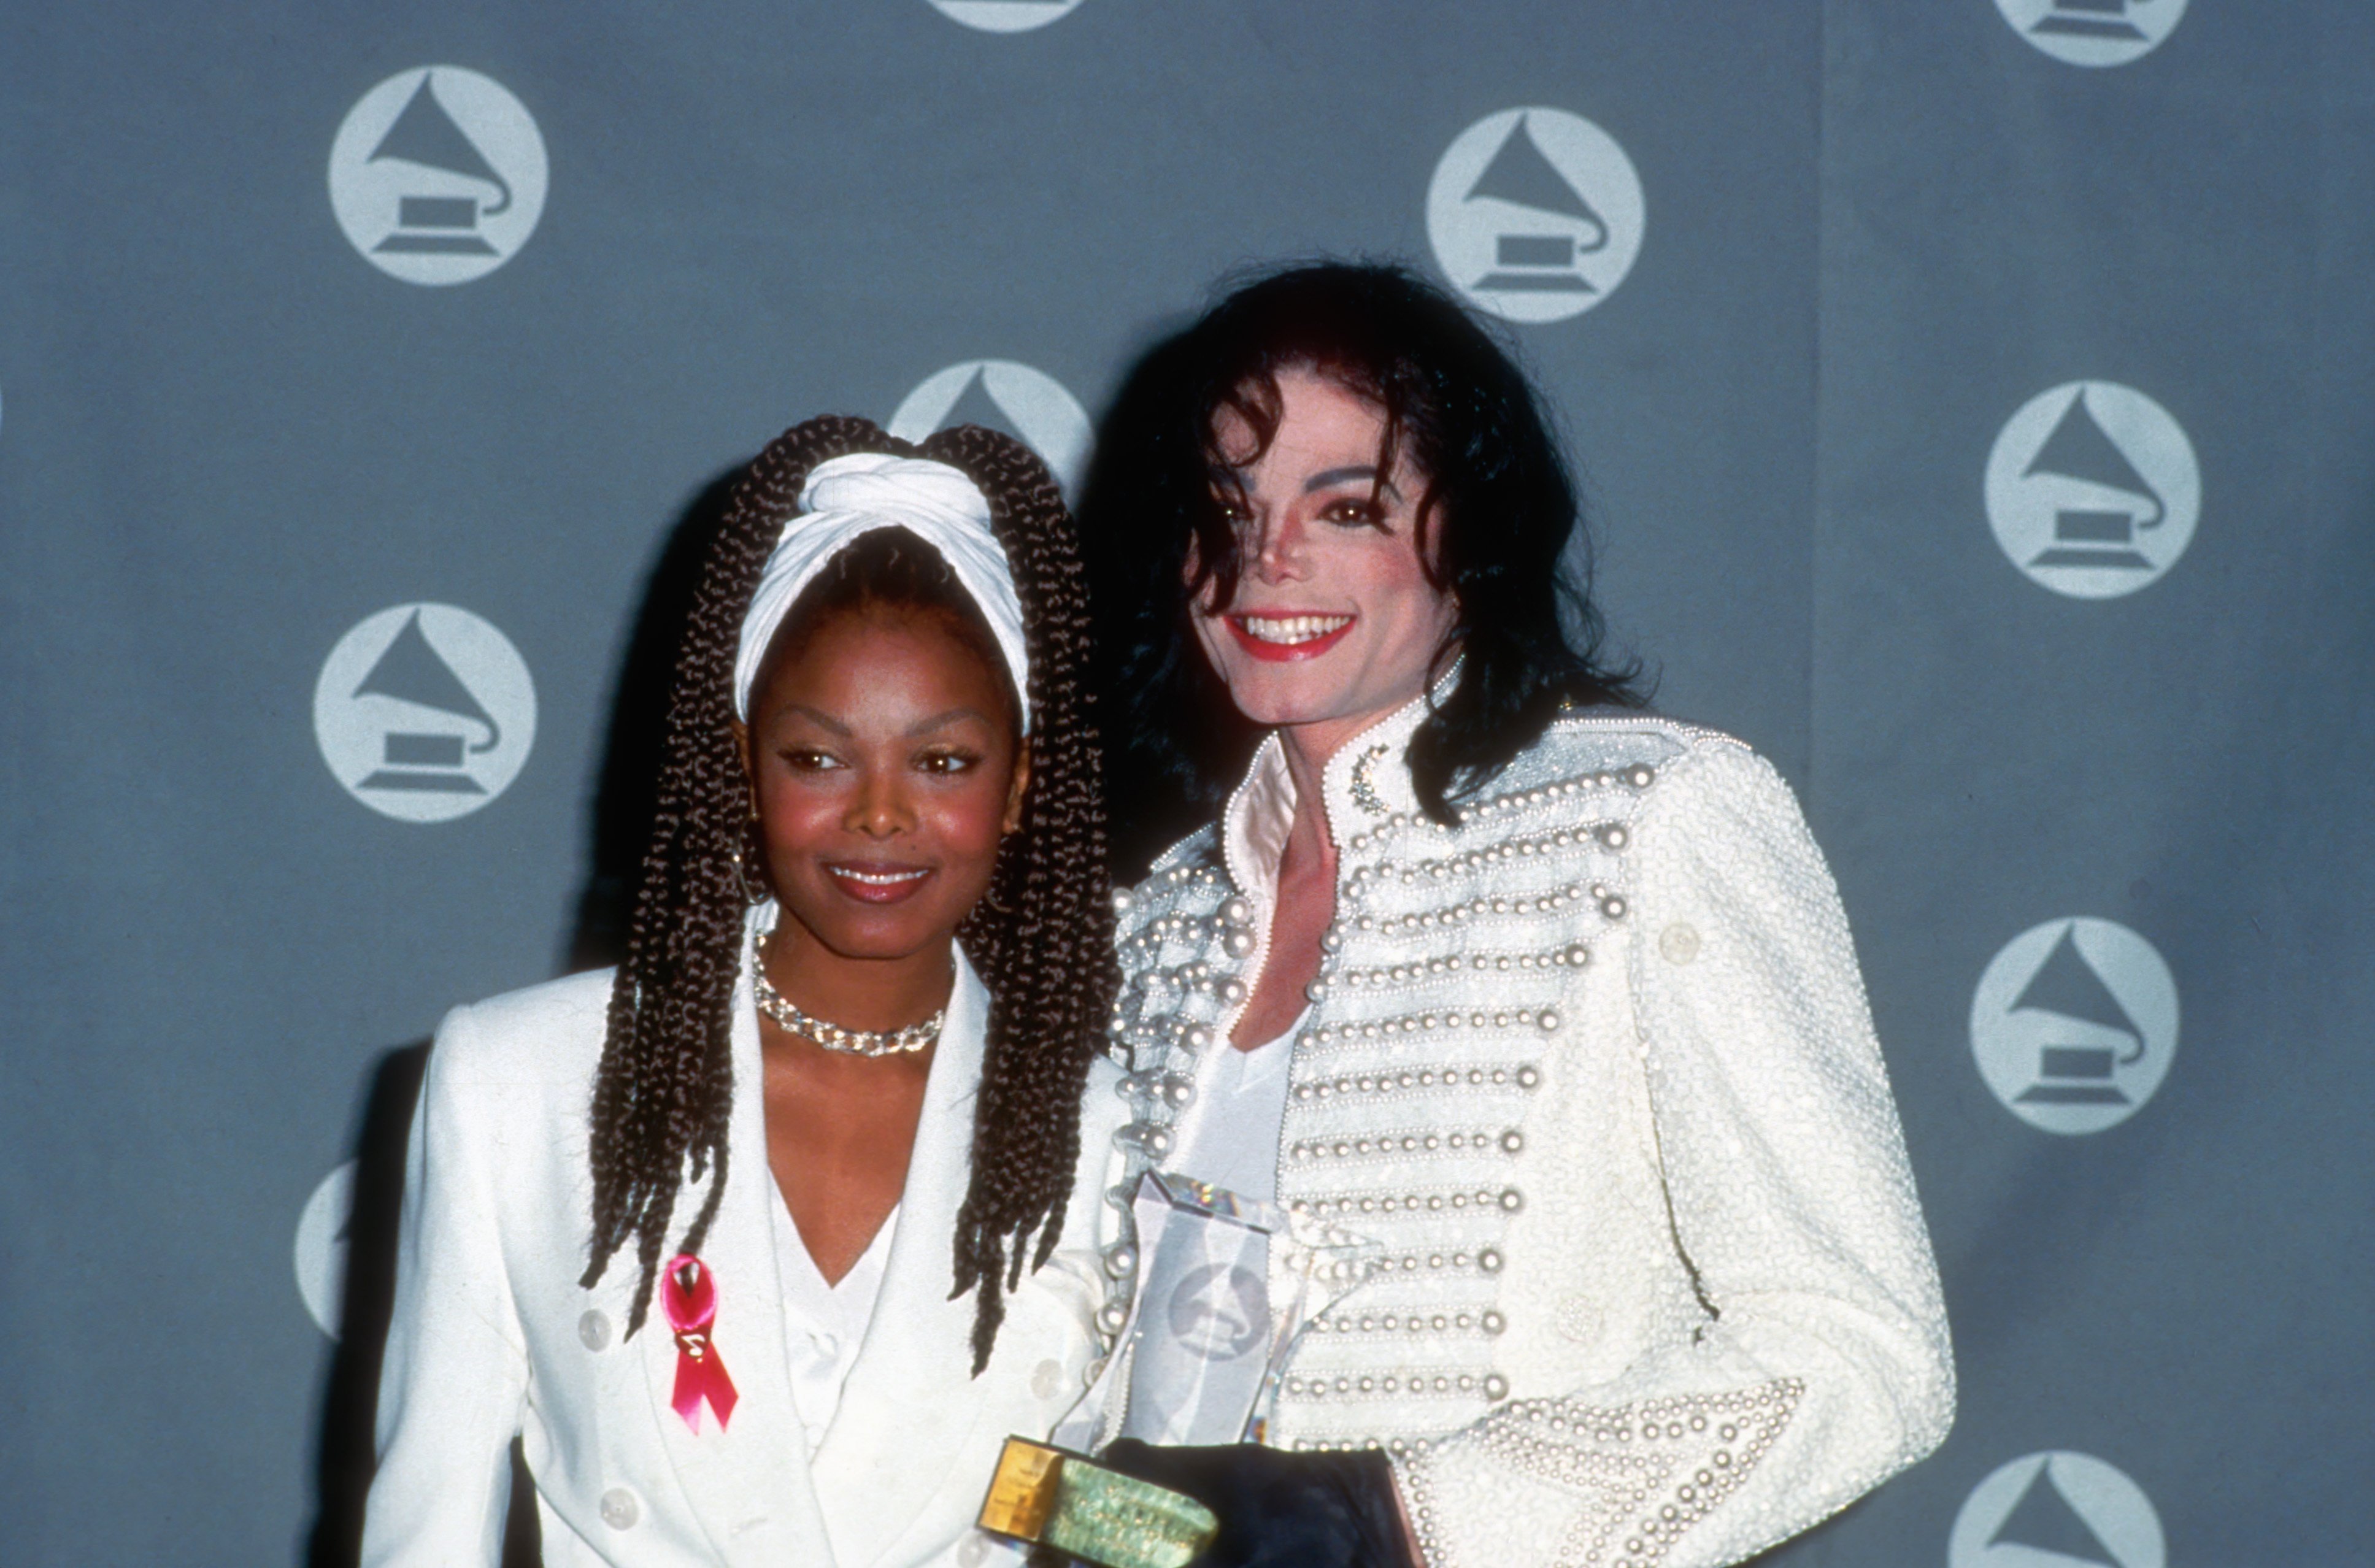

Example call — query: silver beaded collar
[750,921,946,1057]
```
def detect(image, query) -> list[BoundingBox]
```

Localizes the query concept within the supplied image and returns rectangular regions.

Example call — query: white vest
[1096,688,1954,1568]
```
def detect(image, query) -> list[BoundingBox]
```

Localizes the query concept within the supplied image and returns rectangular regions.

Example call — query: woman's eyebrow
[906,707,995,737]
[780,703,852,736]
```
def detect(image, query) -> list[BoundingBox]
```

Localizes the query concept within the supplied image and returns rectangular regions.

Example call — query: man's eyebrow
[1307,465,1399,499]
[1203,463,1403,500]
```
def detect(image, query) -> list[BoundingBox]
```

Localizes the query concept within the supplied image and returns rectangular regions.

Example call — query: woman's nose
[845,771,912,838]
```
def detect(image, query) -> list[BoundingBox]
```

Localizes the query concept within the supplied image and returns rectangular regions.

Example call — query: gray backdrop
[2,4,2367,1565]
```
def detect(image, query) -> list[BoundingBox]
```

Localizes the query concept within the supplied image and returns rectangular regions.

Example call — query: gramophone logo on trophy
[889,359,1093,498]
[1992,0,2191,68]
[314,603,537,823]
[1971,917,2179,1136]
[1985,381,2200,599]
[328,67,549,285]
[1428,107,1646,324]
[1949,1450,2165,1568]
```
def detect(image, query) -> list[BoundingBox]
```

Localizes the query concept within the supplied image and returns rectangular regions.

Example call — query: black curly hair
[1081,261,1642,856]
[582,415,1117,1371]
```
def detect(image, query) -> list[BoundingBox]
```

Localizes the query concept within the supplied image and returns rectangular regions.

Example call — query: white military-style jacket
[1094,688,1954,1568]
[363,914,1125,1568]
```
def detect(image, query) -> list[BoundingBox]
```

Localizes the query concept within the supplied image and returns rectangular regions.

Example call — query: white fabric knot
[732,453,1030,729]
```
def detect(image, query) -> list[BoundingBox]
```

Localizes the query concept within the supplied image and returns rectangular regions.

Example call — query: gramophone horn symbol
[328,66,548,285]
[368,73,512,255]
[1465,115,1608,295]
[1970,917,2179,1135]
[887,359,1093,498]
[2007,926,2143,1105]
[1427,107,1645,324]
[2020,388,2162,571]
[352,610,502,793]
[314,602,537,823]
[1985,380,2198,599]
[1949,1450,2165,1568]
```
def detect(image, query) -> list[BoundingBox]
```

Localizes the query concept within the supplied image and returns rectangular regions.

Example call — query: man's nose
[1249,510,1307,585]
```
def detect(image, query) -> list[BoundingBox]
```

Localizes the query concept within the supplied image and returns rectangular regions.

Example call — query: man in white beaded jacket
[1075,264,1954,1568]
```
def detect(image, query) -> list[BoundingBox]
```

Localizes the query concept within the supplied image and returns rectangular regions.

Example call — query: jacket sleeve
[361,1004,531,1568]
[1393,743,1954,1568]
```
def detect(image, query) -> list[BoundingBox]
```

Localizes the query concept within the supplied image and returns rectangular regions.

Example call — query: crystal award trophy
[979,1172,1380,1568]
[1114,1171,1381,1446]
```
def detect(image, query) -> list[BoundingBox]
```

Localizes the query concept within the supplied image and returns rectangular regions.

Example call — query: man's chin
[1216,667,1361,729]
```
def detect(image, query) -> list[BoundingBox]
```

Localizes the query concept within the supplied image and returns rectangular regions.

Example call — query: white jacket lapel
[807,951,997,1566]
[638,936,839,1567]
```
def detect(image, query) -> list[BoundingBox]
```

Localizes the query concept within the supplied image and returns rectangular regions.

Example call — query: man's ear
[1002,738,1031,836]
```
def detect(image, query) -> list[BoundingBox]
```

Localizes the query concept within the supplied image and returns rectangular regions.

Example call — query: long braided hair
[581,415,1117,1370]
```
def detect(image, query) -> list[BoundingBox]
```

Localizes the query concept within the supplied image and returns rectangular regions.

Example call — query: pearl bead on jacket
[1093,686,1954,1568]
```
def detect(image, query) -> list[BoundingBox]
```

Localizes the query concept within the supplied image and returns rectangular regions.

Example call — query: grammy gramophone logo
[314,603,537,822]
[328,67,549,285]
[1949,1451,2165,1568]
[1427,107,1645,324]
[1986,381,2199,599]
[1971,917,2178,1135]
[888,359,1093,498]
[293,1161,357,1339]
[1993,0,2191,68]
[926,0,1086,31]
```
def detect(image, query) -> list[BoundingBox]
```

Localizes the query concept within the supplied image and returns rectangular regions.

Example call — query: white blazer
[362,929,1126,1568]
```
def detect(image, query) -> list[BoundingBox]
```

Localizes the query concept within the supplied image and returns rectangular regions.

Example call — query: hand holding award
[979,1172,1404,1568]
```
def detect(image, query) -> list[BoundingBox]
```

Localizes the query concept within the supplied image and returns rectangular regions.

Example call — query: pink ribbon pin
[661,1255,739,1434]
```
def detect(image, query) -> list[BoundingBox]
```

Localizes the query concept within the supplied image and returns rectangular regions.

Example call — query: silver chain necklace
[750,923,945,1057]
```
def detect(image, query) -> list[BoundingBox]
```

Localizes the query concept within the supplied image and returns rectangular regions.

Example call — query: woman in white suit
[363,417,1126,1567]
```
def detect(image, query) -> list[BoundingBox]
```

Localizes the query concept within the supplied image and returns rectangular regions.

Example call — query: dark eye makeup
[1207,488,1395,531]
[1318,494,1390,529]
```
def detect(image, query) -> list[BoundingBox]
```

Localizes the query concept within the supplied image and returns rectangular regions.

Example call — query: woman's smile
[821,859,936,902]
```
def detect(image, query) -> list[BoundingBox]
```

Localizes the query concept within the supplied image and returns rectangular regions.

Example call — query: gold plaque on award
[977,1437,1217,1568]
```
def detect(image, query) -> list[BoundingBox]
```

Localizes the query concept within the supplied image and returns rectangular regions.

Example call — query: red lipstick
[1224,613,1357,663]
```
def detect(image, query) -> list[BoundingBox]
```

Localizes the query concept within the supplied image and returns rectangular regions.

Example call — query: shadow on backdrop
[569,465,750,973]
[300,1041,543,1567]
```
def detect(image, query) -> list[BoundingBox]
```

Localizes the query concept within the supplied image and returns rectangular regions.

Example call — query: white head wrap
[731,453,1030,731]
